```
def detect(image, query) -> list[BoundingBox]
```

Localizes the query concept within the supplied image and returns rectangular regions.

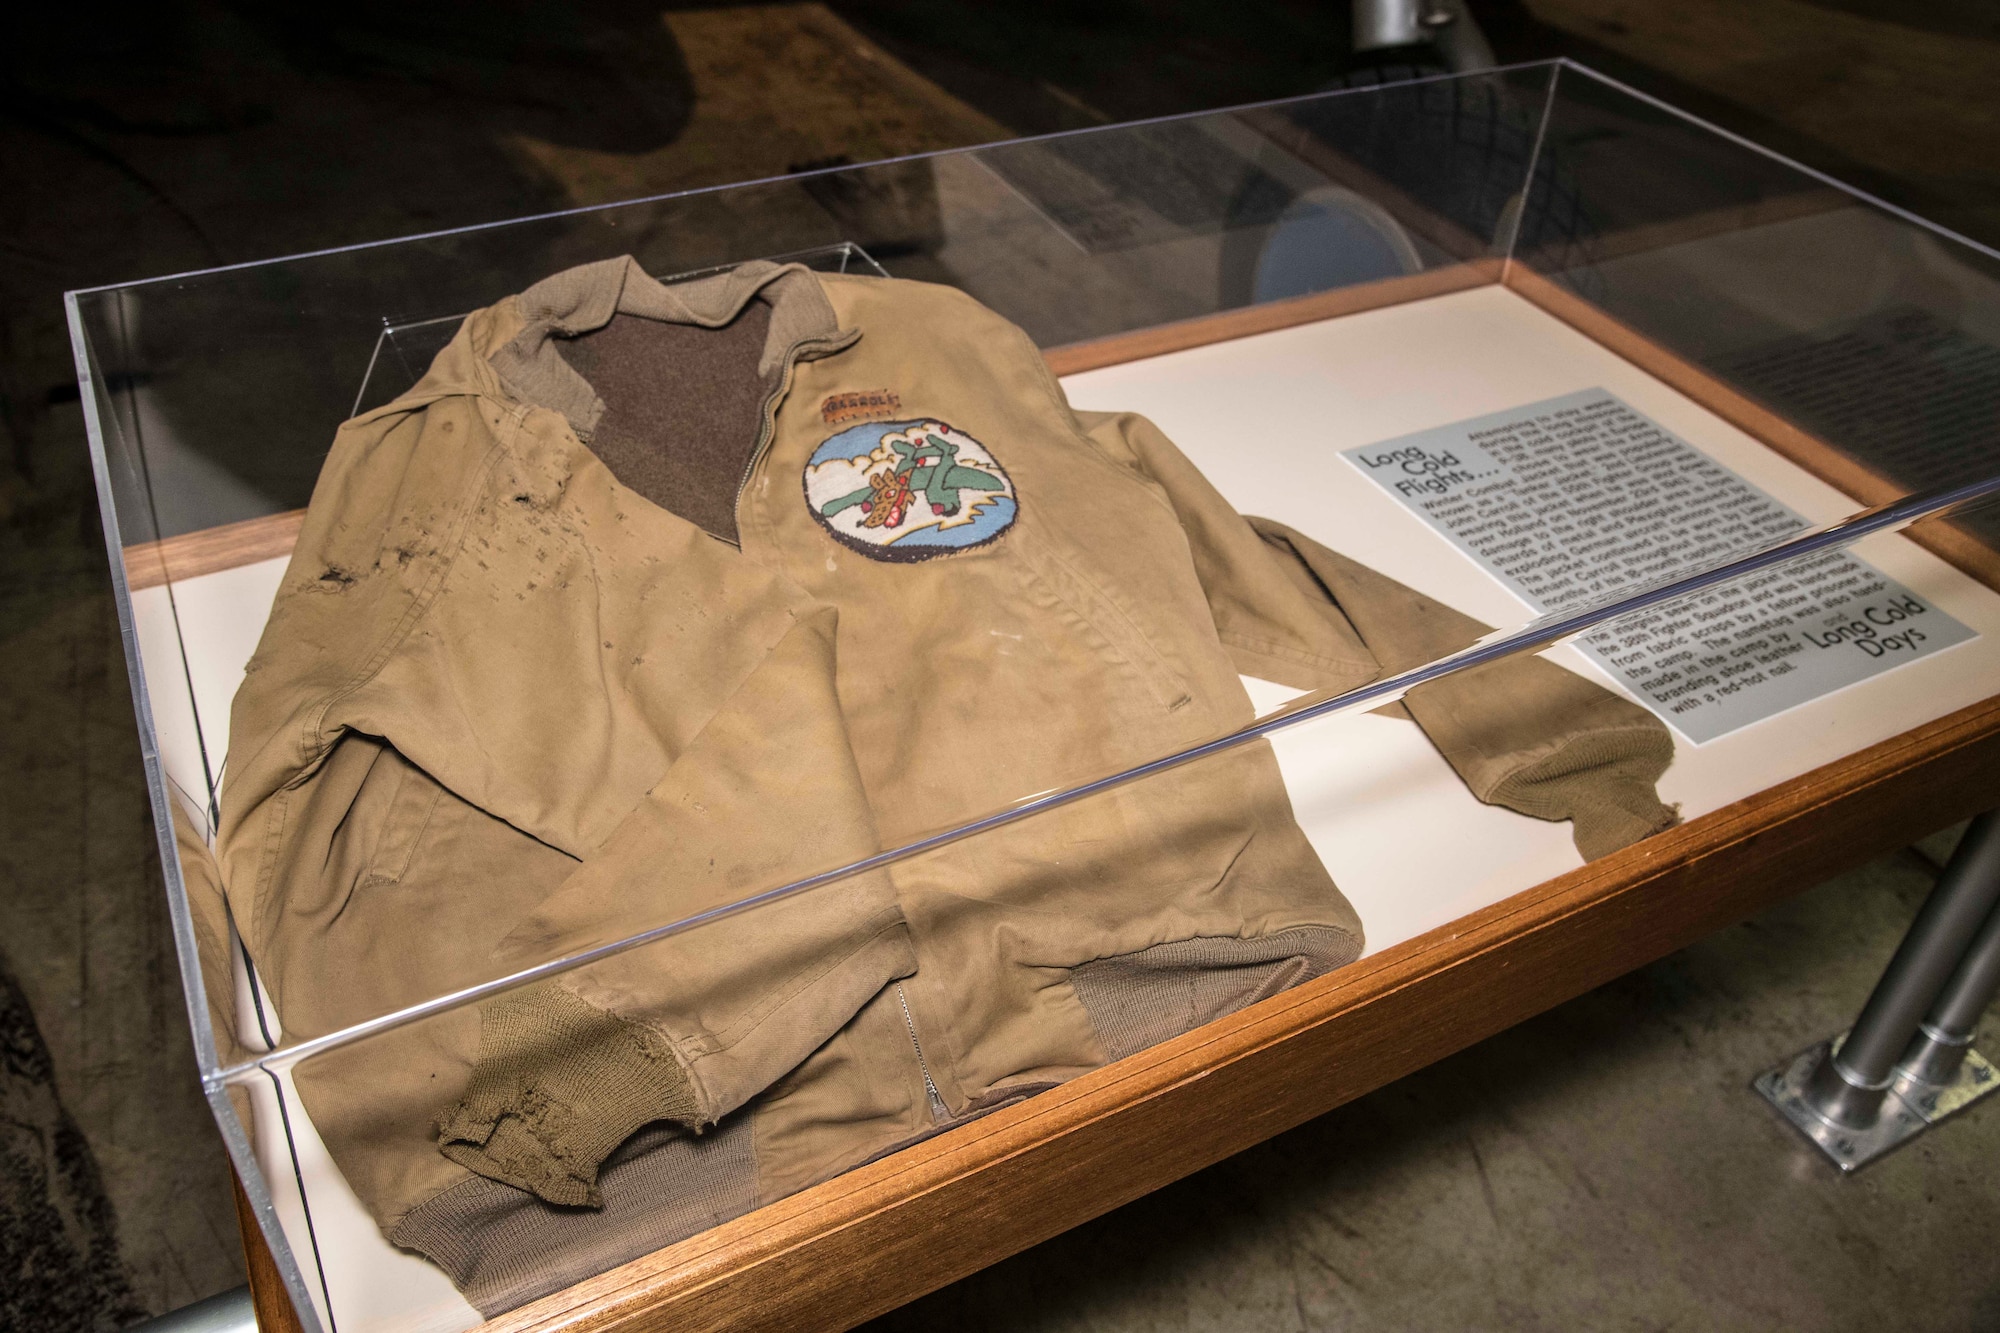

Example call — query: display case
[67,60,2000,1333]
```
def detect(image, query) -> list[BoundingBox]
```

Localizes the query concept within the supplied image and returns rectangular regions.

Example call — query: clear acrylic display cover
[67,61,2000,1332]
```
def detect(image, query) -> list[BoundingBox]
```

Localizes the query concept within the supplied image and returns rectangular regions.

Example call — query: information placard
[1342,389,1975,743]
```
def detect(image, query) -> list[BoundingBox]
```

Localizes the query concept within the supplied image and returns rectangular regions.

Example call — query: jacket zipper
[894,981,951,1124]
[729,328,862,547]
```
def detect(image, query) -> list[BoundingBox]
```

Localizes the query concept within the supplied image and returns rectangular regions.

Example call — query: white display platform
[127,282,2000,1332]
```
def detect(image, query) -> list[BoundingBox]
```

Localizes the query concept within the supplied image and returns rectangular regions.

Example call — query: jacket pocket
[359,746,445,889]
[1068,926,1361,1063]
[1015,537,1194,716]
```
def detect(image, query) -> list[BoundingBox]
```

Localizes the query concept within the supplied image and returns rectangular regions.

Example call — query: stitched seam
[385,1170,487,1243]
[693,909,909,1055]
[898,970,967,1108]
[1007,316,1183,527]
[672,916,911,1126]
[1026,538,1191,710]
[1439,717,1666,780]
[362,780,444,888]
[1432,728,1569,797]
[1016,549,1181,711]
[247,785,293,955]
[1049,537,1193,698]
[1487,724,1673,792]
[1219,629,1380,677]
[1078,925,1363,968]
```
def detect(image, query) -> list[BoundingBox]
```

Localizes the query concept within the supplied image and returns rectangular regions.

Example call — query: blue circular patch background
[802,418,1017,562]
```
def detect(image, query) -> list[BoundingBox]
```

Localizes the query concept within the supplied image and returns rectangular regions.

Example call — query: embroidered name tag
[820,389,902,427]
[804,419,1017,562]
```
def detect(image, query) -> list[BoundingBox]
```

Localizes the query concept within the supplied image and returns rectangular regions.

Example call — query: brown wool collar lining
[489,255,850,439]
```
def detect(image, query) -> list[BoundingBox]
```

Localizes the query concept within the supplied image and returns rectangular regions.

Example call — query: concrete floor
[1,2,1996,1328]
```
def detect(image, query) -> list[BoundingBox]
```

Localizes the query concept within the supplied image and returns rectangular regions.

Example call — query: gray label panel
[1342,389,1975,743]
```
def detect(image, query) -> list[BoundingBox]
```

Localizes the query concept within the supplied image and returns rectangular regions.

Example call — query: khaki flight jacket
[205,257,1676,1313]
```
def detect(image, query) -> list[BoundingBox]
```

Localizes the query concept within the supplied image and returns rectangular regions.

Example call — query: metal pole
[1758,811,2000,1169]
[1350,0,1496,72]
[1352,0,1426,53]
[1802,811,2000,1126]
[1424,0,1498,73]
[1894,891,2000,1086]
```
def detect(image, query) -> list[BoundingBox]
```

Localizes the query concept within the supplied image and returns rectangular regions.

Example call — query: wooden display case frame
[200,251,2000,1332]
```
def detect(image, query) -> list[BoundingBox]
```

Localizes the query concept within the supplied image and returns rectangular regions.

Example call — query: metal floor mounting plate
[1755,1038,2000,1171]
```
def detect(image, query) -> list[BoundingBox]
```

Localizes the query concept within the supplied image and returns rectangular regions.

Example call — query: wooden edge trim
[1042,259,1501,378]
[483,694,2000,1333]
[125,508,306,592]
[234,1171,308,1333]
[1502,263,2000,593]
[124,264,1501,589]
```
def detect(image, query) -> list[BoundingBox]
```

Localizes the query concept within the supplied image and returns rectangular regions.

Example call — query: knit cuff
[1488,728,1680,862]
[437,983,702,1208]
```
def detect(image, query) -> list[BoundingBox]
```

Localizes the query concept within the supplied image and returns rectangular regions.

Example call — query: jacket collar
[489,255,848,438]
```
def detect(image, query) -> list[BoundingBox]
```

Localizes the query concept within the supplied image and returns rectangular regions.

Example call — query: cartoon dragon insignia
[817,427,1005,531]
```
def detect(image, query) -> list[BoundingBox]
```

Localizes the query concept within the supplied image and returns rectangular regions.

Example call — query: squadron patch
[804,419,1017,562]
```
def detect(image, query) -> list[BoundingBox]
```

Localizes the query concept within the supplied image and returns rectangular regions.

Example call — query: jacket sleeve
[1072,409,1679,860]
